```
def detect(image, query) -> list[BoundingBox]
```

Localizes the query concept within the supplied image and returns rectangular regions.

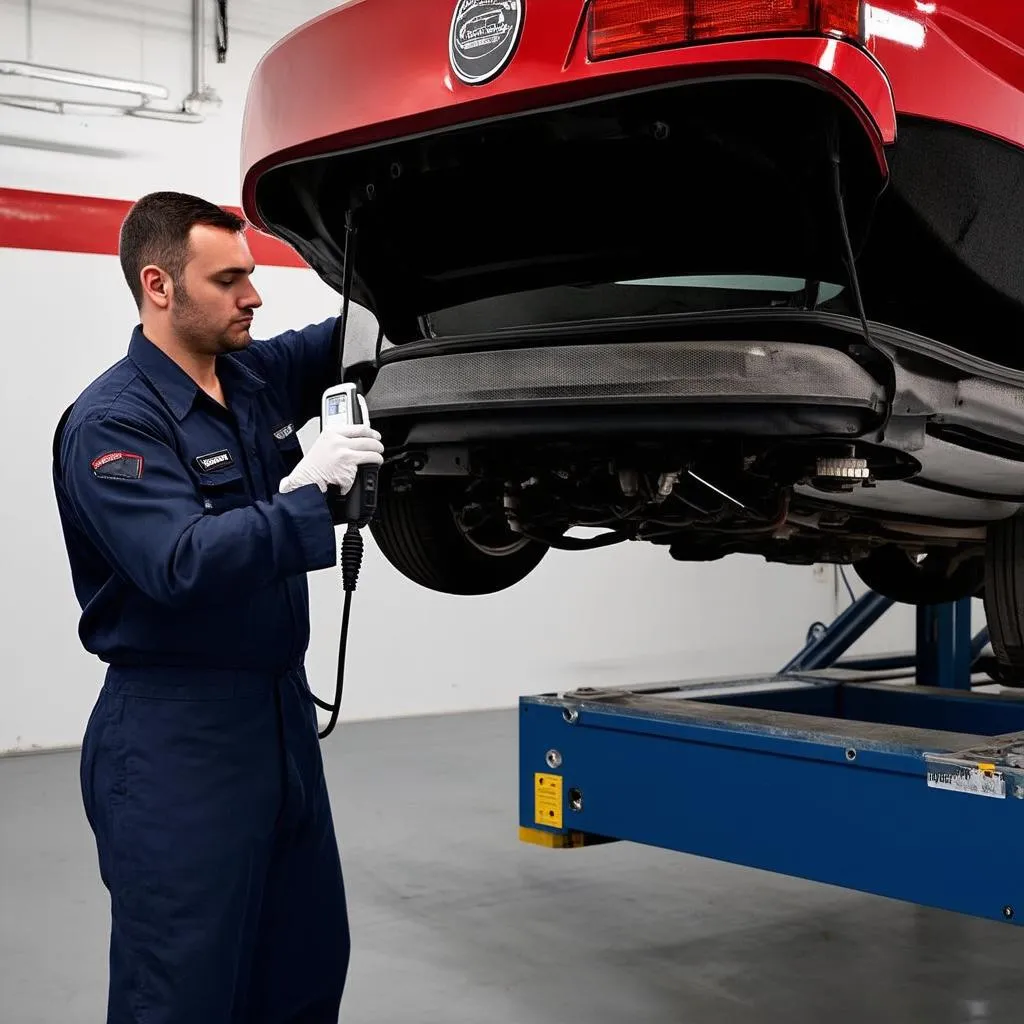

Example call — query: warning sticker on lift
[535,773,563,829]
[926,762,1006,799]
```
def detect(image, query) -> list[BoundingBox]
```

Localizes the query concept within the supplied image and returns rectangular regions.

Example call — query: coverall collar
[128,325,265,421]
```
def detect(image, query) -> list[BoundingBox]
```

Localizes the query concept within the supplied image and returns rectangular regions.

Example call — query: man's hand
[279,424,384,496]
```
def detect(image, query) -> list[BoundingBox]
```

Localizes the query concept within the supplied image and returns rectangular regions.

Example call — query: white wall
[0,0,336,201]
[0,0,918,753]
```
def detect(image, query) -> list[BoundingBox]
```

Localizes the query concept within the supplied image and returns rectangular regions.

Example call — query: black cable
[839,564,857,606]
[829,137,874,349]
[338,210,357,376]
[316,525,365,739]
[313,207,365,738]
[312,591,351,719]
[828,124,897,445]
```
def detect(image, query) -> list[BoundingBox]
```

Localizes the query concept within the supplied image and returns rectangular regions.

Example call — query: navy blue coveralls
[52,320,349,1024]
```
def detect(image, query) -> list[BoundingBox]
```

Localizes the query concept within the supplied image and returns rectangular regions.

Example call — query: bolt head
[545,749,563,769]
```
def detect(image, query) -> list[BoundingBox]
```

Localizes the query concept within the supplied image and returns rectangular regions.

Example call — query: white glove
[279,424,384,495]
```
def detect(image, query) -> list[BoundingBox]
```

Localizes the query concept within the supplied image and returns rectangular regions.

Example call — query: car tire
[984,514,1024,673]
[852,545,984,605]
[369,478,549,596]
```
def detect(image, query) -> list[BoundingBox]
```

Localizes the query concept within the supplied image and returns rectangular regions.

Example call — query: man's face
[170,225,263,355]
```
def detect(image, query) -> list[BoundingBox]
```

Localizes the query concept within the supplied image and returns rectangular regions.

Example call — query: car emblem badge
[449,0,524,86]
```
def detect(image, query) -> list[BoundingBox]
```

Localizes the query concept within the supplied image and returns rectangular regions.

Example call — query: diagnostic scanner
[321,382,379,528]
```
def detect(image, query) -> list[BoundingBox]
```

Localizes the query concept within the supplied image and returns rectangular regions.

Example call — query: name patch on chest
[91,451,144,480]
[194,449,235,473]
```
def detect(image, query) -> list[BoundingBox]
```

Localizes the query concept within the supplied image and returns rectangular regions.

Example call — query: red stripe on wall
[0,187,307,268]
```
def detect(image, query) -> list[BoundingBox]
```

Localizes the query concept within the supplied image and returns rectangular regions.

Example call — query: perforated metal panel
[369,340,885,414]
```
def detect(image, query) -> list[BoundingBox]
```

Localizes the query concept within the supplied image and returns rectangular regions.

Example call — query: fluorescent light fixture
[0,60,169,99]
[0,94,129,116]
[0,93,203,123]
[127,106,204,124]
[0,95,62,114]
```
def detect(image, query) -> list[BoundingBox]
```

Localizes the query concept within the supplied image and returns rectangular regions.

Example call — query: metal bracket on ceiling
[216,1,228,64]
[184,0,222,115]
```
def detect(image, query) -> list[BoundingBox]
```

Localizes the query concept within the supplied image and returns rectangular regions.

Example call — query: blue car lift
[519,592,1024,925]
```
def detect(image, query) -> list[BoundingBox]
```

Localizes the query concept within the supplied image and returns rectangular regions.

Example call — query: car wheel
[369,478,549,596]
[852,545,984,605]
[985,514,1024,672]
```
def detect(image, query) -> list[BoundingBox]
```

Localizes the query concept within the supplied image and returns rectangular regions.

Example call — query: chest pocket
[195,464,250,515]
[273,431,304,477]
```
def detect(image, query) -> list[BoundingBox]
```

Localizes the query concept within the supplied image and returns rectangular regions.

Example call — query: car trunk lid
[252,74,887,344]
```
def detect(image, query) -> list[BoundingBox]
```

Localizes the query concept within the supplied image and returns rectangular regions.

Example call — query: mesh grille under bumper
[368,340,886,416]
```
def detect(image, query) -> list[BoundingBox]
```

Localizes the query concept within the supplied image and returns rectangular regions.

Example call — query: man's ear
[140,265,172,309]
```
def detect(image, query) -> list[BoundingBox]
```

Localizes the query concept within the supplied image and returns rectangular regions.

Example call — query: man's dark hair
[118,191,246,308]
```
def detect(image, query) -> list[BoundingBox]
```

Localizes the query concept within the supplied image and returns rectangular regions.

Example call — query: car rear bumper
[366,339,888,444]
[366,339,887,422]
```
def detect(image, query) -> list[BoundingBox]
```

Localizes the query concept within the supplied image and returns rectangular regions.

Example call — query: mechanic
[51,191,383,1023]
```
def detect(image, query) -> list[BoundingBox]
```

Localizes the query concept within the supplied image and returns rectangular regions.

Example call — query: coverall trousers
[80,664,350,1024]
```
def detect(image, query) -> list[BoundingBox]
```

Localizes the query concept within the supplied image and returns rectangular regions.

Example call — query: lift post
[519,591,1024,925]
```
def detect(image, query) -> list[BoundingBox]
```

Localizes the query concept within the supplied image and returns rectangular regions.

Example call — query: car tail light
[588,1,688,61]
[587,0,863,61]
[817,0,861,39]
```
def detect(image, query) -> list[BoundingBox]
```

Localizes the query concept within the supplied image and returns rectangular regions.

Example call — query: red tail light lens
[589,1,688,61]
[818,0,861,39]
[588,0,862,61]
[692,0,812,42]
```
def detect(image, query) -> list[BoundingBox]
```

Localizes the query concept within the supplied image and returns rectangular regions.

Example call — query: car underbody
[368,313,1024,577]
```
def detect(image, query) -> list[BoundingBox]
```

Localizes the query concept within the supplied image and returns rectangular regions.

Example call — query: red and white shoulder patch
[90,451,144,480]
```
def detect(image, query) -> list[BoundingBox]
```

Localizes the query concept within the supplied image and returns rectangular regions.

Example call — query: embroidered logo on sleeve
[194,449,235,473]
[273,422,295,441]
[91,451,144,480]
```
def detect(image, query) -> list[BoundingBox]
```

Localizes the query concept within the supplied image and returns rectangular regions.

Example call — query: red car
[241,1,1024,676]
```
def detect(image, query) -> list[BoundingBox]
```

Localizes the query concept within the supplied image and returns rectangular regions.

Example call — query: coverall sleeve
[61,412,338,608]
[242,317,339,428]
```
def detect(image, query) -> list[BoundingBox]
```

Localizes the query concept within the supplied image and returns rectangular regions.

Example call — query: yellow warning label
[534,773,563,830]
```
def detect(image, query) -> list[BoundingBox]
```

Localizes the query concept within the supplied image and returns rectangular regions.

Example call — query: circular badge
[449,0,524,86]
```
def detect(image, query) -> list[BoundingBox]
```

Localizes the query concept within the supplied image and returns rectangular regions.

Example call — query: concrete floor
[3,710,1024,1023]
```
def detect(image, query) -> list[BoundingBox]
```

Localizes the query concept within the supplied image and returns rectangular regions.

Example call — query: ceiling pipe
[0,60,169,99]
[184,0,221,114]
[129,106,204,124]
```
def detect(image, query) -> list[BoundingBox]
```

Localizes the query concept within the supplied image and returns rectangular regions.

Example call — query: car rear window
[421,275,850,337]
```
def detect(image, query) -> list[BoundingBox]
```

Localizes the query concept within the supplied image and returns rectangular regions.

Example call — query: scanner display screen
[326,394,349,420]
